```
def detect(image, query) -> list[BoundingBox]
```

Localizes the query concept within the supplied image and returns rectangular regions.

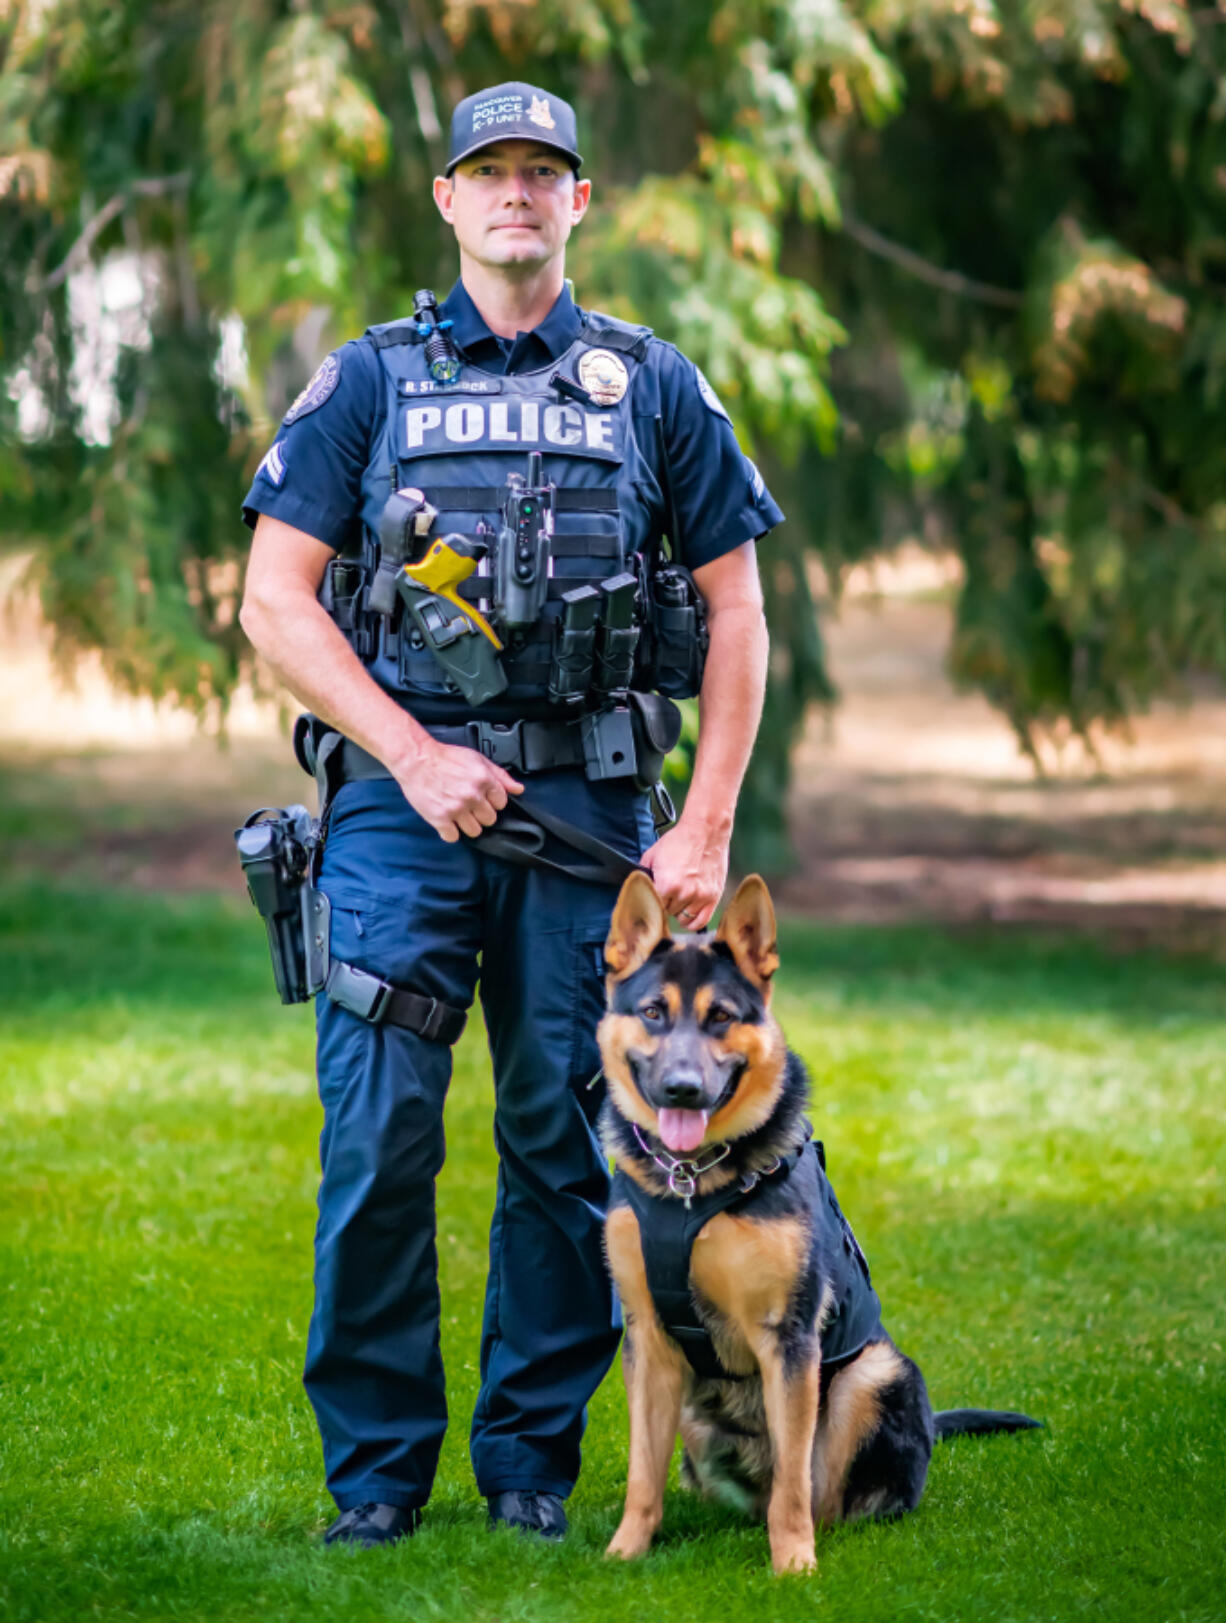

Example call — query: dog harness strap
[636,1188,740,1381]
[613,1142,809,1382]
[614,1139,886,1382]
[810,1144,887,1373]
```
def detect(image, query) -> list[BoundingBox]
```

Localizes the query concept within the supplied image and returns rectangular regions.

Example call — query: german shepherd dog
[598,872,1038,1574]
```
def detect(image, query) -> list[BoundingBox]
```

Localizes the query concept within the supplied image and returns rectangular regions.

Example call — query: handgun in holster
[234,806,329,1004]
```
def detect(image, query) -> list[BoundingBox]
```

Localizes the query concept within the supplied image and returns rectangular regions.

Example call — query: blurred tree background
[4,0,1226,872]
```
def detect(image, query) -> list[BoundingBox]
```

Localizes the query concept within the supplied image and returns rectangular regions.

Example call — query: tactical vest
[324,309,665,725]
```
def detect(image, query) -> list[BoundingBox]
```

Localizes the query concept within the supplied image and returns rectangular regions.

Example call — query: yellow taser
[401,534,503,649]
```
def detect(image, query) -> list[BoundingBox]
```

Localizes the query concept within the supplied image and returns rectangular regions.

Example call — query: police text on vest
[403,401,617,456]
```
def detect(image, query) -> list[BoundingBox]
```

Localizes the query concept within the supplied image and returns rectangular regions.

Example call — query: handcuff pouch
[627,691,683,792]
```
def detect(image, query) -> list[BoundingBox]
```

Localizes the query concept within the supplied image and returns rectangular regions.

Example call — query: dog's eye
[640,1003,665,1022]
[708,1006,733,1028]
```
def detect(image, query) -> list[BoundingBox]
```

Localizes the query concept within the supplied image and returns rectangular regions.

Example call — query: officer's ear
[571,176,591,224]
[605,872,670,980]
[433,174,456,224]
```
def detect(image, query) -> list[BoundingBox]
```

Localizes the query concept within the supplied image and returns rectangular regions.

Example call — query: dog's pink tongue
[657,1108,709,1154]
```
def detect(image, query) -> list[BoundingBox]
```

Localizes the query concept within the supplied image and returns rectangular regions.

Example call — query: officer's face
[434,141,591,274]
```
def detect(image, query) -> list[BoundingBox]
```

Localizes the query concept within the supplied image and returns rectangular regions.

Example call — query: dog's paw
[605,1520,656,1560]
[770,1537,817,1575]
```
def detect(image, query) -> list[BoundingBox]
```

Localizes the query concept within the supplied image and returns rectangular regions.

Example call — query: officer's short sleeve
[655,344,784,570]
[241,339,383,552]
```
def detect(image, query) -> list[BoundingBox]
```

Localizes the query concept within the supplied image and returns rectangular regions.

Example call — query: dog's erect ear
[716,874,780,991]
[605,872,671,979]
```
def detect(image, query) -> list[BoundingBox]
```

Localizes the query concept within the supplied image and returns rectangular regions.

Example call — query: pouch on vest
[322,559,374,661]
[627,691,683,792]
[644,564,709,699]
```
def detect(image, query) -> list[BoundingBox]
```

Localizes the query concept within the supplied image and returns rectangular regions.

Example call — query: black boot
[324,1502,421,1547]
[486,1489,568,1540]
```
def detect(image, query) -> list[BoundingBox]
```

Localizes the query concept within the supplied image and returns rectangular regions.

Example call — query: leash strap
[473,797,643,887]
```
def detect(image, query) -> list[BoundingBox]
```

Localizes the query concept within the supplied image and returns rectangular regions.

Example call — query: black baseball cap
[446,82,582,176]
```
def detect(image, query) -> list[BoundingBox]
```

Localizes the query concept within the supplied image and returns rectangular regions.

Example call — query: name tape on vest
[402,400,621,460]
[401,378,502,395]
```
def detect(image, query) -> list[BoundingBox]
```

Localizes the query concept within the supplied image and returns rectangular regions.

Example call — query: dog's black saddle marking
[613,1140,885,1383]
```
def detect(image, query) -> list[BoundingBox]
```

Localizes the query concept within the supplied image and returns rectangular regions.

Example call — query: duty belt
[329,732,644,888]
[294,715,648,888]
[341,717,588,775]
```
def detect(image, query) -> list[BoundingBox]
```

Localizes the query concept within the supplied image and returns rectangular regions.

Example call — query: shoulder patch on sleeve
[694,364,731,422]
[257,440,287,487]
[745,455,765,501]
[283,352,342,426]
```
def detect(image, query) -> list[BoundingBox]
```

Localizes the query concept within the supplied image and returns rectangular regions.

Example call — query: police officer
[239,81,782,1547]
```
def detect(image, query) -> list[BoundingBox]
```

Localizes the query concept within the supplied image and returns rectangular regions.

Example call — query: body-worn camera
[494,450,555,630]
[234,806,329,1004]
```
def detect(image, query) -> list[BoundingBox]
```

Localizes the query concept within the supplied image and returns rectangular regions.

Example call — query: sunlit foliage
[4,0,1225,869]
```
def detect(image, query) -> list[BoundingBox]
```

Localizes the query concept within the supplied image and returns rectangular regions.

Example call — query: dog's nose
[661,1073,705,1108]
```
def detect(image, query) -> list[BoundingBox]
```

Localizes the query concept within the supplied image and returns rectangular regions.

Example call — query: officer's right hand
[392,740,523,843]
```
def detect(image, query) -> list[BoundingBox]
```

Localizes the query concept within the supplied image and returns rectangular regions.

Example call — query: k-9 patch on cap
[447,81,582,175]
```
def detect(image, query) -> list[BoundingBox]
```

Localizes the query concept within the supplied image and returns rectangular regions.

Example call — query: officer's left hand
[639,819,729,932]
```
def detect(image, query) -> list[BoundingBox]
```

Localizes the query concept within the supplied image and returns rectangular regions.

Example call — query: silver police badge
[577,348,629,406]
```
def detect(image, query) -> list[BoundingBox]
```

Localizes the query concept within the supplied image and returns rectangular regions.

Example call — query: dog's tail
[933,1408,1042,1441]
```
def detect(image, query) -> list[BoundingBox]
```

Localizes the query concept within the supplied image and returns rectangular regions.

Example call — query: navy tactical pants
[303,767,653,1512]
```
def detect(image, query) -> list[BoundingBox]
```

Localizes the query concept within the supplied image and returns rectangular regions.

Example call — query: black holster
[234,806,329,1004]
[235,732,467,1044]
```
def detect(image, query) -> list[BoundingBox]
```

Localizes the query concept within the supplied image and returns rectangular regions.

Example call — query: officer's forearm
[239,583,436,775]
[680,600,769,840]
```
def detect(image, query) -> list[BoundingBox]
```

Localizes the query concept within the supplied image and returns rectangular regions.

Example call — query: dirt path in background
[7,548,1226,944]
[776,572,1226,946]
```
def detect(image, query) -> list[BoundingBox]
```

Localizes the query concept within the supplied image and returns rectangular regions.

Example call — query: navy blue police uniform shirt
[241,281,784,564]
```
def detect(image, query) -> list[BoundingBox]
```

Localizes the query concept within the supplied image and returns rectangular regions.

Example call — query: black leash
[471,795,642,886]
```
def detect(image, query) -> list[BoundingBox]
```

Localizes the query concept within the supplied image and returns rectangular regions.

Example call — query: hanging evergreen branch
[840,212,1024,308]
[38,174,192,292]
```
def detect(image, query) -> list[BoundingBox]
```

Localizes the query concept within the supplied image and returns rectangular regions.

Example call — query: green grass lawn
[1,875,1223,1622]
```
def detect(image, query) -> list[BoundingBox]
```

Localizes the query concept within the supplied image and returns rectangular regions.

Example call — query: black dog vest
[612,1140,884,1382]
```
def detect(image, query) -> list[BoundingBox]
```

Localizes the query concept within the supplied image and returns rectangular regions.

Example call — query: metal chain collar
[631,1124,731,1207]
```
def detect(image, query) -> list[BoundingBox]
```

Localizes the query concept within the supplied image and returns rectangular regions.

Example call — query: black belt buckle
[467,720,523,768]
[325,960,392,1023]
